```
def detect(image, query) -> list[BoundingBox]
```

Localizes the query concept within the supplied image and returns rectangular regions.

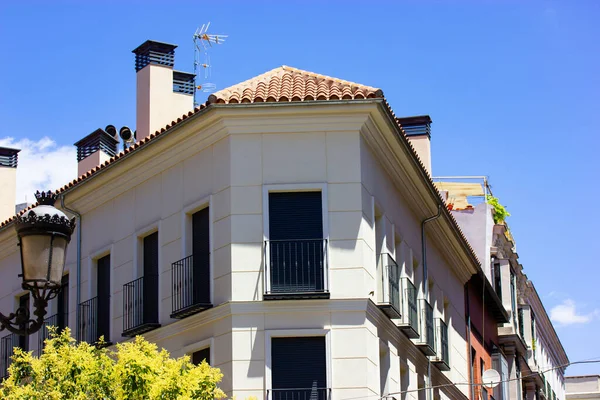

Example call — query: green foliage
[1,328,226,400]
[486,195,510,224]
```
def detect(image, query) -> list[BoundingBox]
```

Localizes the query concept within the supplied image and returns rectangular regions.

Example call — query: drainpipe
[421,204,442,400]
[60,194,81,338]
[465,283,475,400]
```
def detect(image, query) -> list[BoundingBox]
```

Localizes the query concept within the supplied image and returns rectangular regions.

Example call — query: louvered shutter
[97,255,111,341]
[272,337,327,390]
[192,208,210,304]
[268,192,323,240]
[143,232,159,323]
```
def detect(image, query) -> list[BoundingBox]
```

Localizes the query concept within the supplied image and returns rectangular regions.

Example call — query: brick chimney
[0,147,20,222]
[397,115,432,175]
[132,40,195,141]
[74,128,119,176]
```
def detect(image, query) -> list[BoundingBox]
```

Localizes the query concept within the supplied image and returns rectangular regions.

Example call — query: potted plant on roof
[486,195,510,225]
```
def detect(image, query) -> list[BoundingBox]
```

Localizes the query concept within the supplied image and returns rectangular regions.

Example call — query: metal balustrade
[267,388,331,400]
[0,333,18,379]
[123,275,160,337]
[171,254,212,319]
[37,313,58,355]
[377,254,401,319]
[432,318,450,371]
[415,299,435,356]
[264,239,329,299]
[398,278,419,338]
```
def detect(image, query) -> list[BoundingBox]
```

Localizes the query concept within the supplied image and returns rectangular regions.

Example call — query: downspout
[421,204,442,400]
[466,283,475,400]
[60,194,81,339]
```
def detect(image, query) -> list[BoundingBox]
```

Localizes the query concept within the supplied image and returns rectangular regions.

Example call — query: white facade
[0,94,481,400]
[566,375,600,400]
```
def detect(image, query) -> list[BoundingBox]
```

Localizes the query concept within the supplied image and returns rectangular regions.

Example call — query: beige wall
[0,166,16,222]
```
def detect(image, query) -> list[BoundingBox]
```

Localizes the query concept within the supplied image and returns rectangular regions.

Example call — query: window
[191,347,210,365]
[123,231,161,336]
[492,353,509,400]
[480,358,487,400]
[97,254,111,342]
[265,192,327,298]
[18,294,30,351]
[510,271,517,328]
[271,337,328,400]
[493,262,502,300]
[57,274,69,331]
[171,207,211,318]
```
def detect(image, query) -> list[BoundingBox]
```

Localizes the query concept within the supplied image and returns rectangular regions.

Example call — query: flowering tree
[2,328,225,400]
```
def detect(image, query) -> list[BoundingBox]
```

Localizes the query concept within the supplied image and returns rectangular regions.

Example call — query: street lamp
[0,191,75,335]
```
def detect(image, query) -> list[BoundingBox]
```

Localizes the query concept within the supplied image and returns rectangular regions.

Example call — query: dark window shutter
[57,274,69,330]
[272,337,327,390]
[18,294,30,351]
[192,347,210,365]
[97,255,111,341]
[192,208,210,304]
[143,232,159,323]
[269,192,323,240]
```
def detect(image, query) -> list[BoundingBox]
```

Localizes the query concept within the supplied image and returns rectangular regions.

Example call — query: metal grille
[75,129,118,161]
[173,71,195,95]
[265,239,328,296]
[0,333,19,379]
[123,275,160,336]
[37,313,58,355]
[396,115,432,137]
[267,389,331,400]
[418,299,435,351]
[0,147,19,168]
[78,296,98,343]
[133,41,176,71]
[400,278,419,336]
[435,318,449,366]
[378,253,400,319]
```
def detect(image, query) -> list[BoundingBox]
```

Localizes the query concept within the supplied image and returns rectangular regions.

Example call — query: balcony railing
[377,254,401,319]
[267,388,331,400]
[432,318,450,370]
[415,299,435,356]
[78,297,111,345]
[0,333,18,379]
[171,254,212,319]
[398,277,419,338]
[123,276,161,337]
[37,313,58,356]
[264,239,329,300]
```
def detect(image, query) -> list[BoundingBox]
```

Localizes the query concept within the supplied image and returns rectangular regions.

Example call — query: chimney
[74,128,119,176]
[397,115,432,175]
[0,147,20,222]
[132,40,195,141]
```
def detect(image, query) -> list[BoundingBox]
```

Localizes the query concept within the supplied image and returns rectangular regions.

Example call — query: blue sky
[1,1,599,375]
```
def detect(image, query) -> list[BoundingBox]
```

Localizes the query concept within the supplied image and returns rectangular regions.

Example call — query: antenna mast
[193,22,228,106]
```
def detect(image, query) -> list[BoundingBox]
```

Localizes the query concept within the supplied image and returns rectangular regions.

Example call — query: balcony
[37,313,58,355]
[78,296,111,345]
[415,299,435,356]
[432,318,450,371]
[171,254,212,319]
[122,276,161,337]
[264,239,329,300]
[267,388,331,400]
[377,254,401,319]
[398,277,419,338]
[0,333,18,379]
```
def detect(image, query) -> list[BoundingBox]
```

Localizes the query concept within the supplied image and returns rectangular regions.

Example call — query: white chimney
[0,147,19,222]
[397,116,432,175]
[74,128,119,177]
[132,40,195,141]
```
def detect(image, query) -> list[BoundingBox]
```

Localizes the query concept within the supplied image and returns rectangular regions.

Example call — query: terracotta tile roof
[207,66,383,104]
[0,64,481,272]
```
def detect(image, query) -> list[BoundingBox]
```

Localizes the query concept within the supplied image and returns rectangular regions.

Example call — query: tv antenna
[193,22,227,106]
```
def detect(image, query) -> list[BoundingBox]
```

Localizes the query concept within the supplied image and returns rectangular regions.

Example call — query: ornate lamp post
[0,191,75,335]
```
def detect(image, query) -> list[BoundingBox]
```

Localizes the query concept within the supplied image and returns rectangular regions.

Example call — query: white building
[566,375,600,400]
[0,40,567,400]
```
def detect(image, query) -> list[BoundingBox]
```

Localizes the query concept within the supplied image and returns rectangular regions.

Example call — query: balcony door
[268,192,324,294]
[192,207,210,305]
[97,255,111,342]
[271,337,327,400]
[143,232,159,324]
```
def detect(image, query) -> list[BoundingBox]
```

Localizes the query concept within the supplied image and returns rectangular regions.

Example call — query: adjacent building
[0,39,569,400]
[566,375,600,400]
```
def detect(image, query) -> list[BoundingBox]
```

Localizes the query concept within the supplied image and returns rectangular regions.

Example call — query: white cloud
[0,136,76,204]
[550,299,599,326]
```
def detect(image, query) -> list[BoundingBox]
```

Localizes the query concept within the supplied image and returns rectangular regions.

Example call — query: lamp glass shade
[20,234,68,288]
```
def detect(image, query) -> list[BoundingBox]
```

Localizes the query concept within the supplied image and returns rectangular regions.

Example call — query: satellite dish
[482,369,501,389]
[105,125,117,137]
